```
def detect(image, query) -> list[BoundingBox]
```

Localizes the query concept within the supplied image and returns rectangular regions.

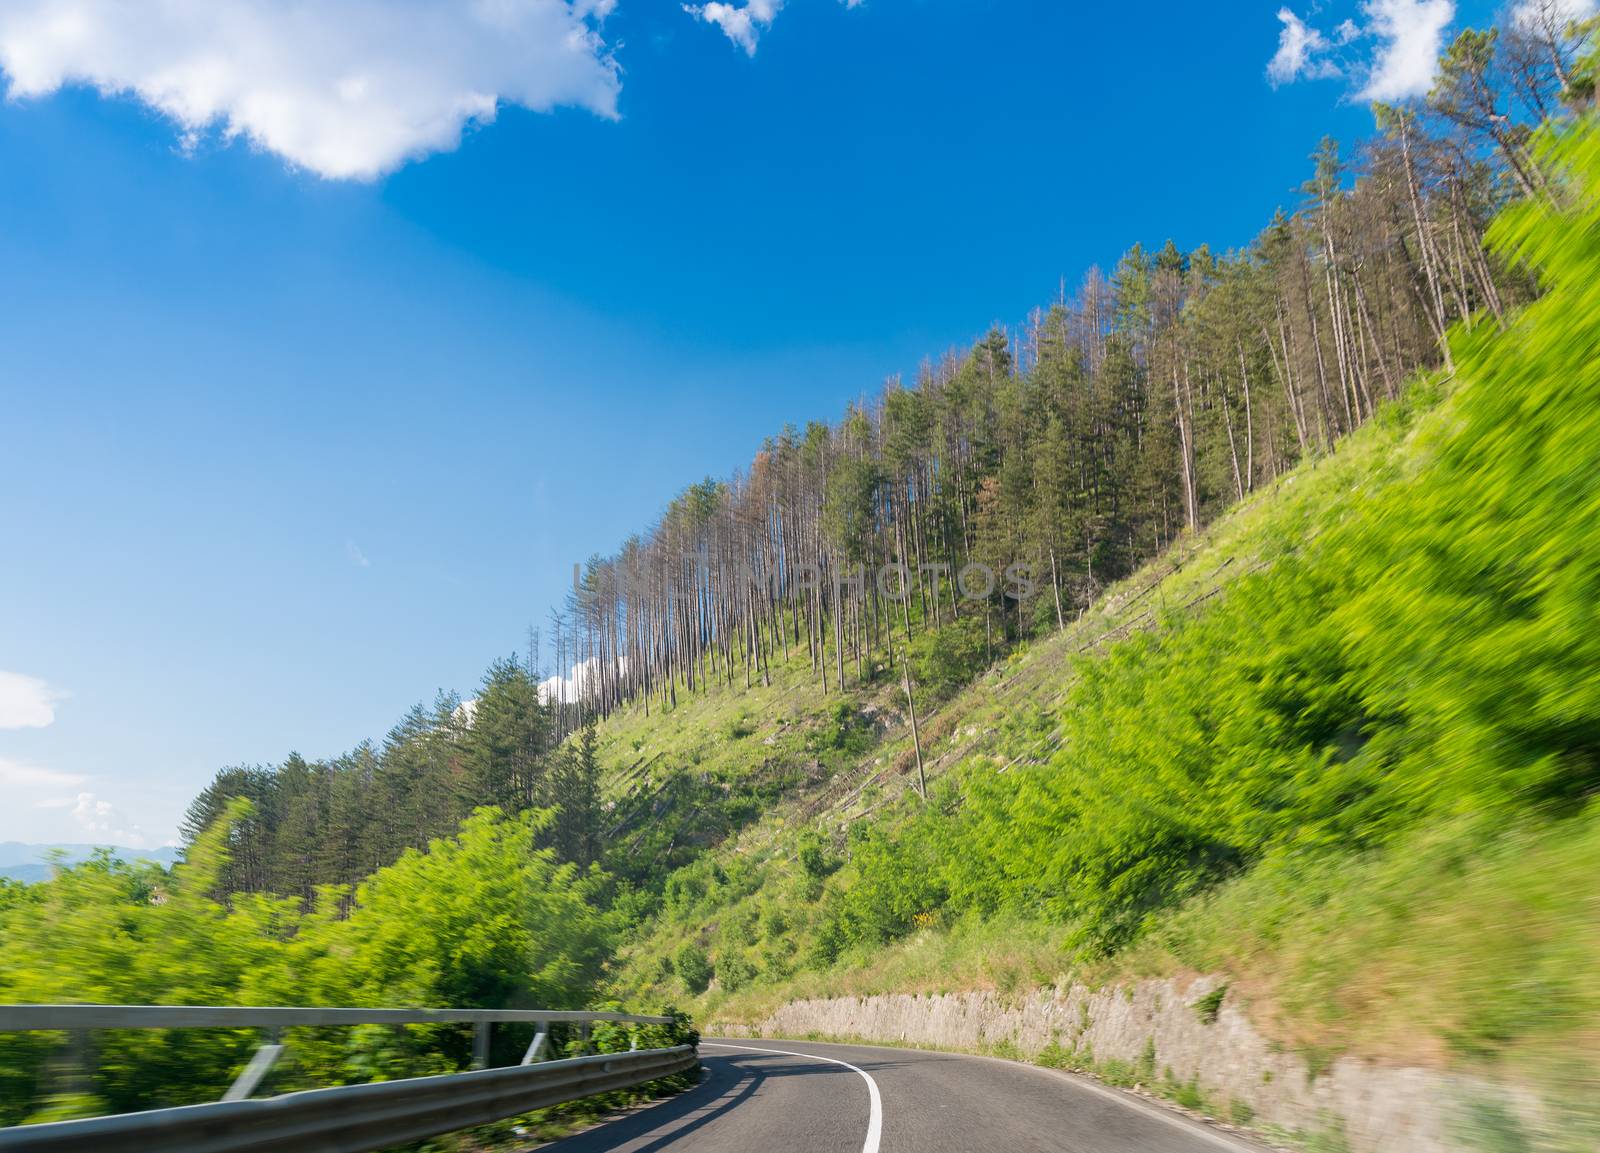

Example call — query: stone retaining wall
[710,978,1538,1152]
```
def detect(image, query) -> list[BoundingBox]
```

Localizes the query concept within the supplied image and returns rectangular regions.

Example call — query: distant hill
[0,841,181,883]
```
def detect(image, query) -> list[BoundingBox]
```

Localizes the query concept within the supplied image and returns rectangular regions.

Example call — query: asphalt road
[546,1037,1267,1153]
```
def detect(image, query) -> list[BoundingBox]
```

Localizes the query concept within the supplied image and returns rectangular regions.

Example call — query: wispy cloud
[0,761,146,845]
[0,1,622,181]
[1267,1,1457,102]
[346,539,371,568]
[685,0,866,55]
[0,756,86,790]
[1269,8,1343,85]
[0,670,64,729]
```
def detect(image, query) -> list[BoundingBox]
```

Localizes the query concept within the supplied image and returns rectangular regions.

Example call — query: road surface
[547,1037,1265,1153]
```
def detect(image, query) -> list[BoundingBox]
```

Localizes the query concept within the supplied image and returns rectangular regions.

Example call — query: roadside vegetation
[0,807,693,1129]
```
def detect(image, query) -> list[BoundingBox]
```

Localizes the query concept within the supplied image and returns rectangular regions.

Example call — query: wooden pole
[900,647,926,799]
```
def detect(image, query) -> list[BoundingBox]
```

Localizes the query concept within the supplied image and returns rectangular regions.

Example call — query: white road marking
[700,1041,883,1153]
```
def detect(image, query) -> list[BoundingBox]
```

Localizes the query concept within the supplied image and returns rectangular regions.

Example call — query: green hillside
[601,121,1600,1133]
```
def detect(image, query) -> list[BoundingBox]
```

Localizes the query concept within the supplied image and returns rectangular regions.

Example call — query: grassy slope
[592,372,1377,875]
[593,374,1434,988]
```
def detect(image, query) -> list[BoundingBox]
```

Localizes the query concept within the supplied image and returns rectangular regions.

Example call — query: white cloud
[72,791,114,831]
[1,761,148,847]
[538,654,625,704]
[0,756,85,790]
[346,539,371,568]
[684,0,865,55]
[0,670,64,729]
[1359,0,1456,101]
[1266,2,1457,102]
[1268,8,1342,85]
[69,790,145,847]
[0,0,622,181]
[684,0,784,55]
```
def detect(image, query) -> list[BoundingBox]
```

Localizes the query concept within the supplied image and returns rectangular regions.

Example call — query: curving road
[546,1037,1266,1153]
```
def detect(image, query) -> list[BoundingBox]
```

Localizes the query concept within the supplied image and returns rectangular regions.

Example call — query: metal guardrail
[0,1004,675,1030]
[0,1045,699,1153]
[0,1004,698,1152]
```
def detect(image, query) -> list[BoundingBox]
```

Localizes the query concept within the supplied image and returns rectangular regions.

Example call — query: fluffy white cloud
[1359,0,1456,101]
[72,791,113,830]
[1268,7,1342,85]
[0,670,63,729]
[0,0,621,181]
[537,654,626,705]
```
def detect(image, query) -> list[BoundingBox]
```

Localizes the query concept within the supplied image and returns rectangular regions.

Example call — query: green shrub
[1100,1058,1137,1087]
[1193,985,1228,1025]
[673,944,713,995]
[715,953,757,993]
[1173,1077,1205,1111]
[797,834,839,880]
[806,702,875,757]
[910,617,988,702]
[1137,1036,1157,1082]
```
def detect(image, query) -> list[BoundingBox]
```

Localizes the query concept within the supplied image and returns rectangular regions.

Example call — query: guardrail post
[520,1020,549,1065]
[471,1022,492,1070]
[49,1029,93,1102]
[579,1022,591,1055]
[222,1031,283,1102]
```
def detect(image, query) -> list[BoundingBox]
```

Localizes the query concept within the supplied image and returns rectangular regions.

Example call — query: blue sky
[0,0,1506,847]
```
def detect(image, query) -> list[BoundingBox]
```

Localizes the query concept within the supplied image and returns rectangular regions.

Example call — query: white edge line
[700,1041,883,1153]
[706,1037,1264,1153]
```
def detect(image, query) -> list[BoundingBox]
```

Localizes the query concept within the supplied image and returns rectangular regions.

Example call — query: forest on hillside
[546,16,1585,719]
[159,8,1594,905]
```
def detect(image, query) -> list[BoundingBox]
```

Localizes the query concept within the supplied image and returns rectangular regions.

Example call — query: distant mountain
[0,841,181,883]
